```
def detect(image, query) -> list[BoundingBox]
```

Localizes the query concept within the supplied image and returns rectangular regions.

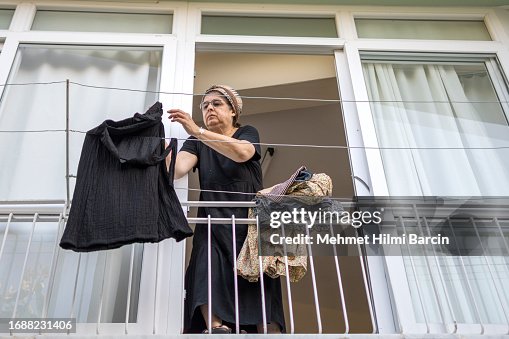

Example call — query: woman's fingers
[167,109,189,116]
[167,109,199,136]
[167,109,192,122]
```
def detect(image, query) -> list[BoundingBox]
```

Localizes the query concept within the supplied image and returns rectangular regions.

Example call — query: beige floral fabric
[237,172,333,283]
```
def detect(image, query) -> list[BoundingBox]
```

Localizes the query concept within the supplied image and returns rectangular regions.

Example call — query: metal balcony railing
[0,200,374,335]
[1,199,509,336]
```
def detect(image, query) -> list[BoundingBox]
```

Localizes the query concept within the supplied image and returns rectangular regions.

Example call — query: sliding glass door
[0,45,162,324]
[361,55,509,334]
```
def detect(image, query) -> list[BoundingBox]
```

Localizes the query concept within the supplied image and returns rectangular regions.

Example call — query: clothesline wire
[1,81,506,206]
[174,187,509,204]
[66,173,505,202]
[0,128,508,150]
[1,128,508,150]
[66,170,509,202]
[0,80,508,103]
[0,80,68,86]
[0,129,68,133]
[160,137,509,151]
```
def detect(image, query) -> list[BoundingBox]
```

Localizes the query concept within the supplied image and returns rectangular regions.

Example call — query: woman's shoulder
[180,135,200,155]
[238,124,258,132]
[236,125,259,136]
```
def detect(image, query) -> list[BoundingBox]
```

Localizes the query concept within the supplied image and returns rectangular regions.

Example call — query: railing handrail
[3,199,509,221]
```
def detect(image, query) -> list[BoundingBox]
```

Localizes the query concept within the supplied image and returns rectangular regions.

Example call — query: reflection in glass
[355,19,491,41]
[32,11,172,34]
[0,9,14,30]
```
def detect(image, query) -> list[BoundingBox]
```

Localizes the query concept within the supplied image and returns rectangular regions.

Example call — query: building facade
[1,0,509,337]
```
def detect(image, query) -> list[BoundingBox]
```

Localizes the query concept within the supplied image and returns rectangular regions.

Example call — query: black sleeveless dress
[60,102,193,252]
[181,125,285,333]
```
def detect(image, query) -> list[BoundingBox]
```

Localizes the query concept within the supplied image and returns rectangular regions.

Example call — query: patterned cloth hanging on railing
[237,169,335,283]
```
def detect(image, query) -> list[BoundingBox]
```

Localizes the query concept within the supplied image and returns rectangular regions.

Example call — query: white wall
[496,9,509,38]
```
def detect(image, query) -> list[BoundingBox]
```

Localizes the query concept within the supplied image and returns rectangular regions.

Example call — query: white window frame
[2,1,509,336]
[186,2,386,335]
[0,1,188,335]
[191,3,343,53]
[357,53,509,336]
[168,3,509,335]
[341,7,509,335]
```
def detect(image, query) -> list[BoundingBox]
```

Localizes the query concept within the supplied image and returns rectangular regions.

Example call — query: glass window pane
[0,220,59,318]
[32,11,172,33]
[0,9,15,29]
[47,243,142,323]
[356,19,491,40]
[201,15,337,37]
[362,59,509,197]
[0,45,162,201]
[0,217,142,323]
[363,57,509,328]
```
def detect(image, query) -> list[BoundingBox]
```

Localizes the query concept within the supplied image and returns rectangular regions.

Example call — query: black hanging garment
[60,102,192,252]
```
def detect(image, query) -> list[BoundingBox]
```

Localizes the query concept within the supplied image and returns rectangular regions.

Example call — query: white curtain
[0,45,159,322]
[363,61,509,327]
[363,62,509,196]
[0,46,161,200]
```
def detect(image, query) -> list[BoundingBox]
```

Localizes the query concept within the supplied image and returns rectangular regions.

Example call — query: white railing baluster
[304,223,322,333]
[471,217,509,333]
[280,222,295,334]
[446,218,484,334]
[96,251,108,334]
[330,222,349,334]
[69,253,82,333]
[166,242,175,335]
[0,213,13,264]
[231,215,240,334]
[412,206,448,331]
[256,215,268,334]
[494,217,509,335]
[42,212,65,320]
[423,217,457,333]
[207,215,212,335]
[153,243,160,334]
[125,244,135,334]
[494,218,509,255]
[400,216,430,334]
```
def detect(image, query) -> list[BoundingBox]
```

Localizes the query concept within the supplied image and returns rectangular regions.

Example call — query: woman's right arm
[174,151,198,180]
[165,141,198,180]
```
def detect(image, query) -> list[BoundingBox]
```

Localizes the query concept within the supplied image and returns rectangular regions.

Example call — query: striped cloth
[266,165,307,202]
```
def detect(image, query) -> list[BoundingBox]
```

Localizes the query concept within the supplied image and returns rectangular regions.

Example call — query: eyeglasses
[200,99,225,111]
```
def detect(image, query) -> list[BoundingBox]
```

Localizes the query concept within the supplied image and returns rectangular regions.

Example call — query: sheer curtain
[0,46,161,200]
[363,62,509,196]
[363,60,509,327]
[0,45,160,322]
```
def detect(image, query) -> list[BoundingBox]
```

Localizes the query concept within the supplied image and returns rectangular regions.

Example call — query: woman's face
[201,93,235,131]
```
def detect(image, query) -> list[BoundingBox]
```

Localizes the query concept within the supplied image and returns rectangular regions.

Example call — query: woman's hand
[168,109,255,163]
[168,109,200,137]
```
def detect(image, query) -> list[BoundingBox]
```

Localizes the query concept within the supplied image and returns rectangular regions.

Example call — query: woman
[167,85,285,334]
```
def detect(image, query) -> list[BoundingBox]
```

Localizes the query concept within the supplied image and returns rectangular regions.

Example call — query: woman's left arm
[168,109,255,163]
[196,129,255,163]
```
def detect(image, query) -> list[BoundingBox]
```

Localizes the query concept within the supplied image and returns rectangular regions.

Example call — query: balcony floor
[2,334,509,339]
